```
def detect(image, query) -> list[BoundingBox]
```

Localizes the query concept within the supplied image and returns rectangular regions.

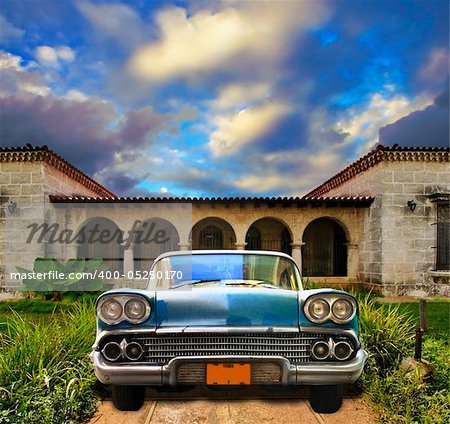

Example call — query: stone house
[1,144,449,296]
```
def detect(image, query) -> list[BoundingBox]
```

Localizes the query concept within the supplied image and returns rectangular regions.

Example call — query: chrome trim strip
[300,327,359,345]
[156,326,301,334]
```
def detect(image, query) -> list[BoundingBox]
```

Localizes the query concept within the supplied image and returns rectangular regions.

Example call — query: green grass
[0,298,74,314]
[394,302,450,341]
[359,295,450,423]
[0,301,98,423]
[0,299,77,334]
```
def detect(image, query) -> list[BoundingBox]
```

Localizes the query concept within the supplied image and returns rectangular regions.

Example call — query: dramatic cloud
[379,87,449,148]
[335,91,434,150]
[209,101,291,157]
[128,2,328,81]
[0,53,172,178]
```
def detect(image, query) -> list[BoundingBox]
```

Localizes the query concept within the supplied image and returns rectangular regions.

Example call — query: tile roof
[0,144,115,198]
[49,194,374,207]
[306,144,449,197]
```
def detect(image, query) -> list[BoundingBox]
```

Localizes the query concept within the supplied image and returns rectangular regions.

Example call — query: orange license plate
[206,363,251,385]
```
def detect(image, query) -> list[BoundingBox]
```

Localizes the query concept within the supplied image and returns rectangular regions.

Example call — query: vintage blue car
[91,250,367,413]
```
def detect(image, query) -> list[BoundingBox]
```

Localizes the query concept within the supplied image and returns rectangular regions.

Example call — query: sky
[0,0,448,198]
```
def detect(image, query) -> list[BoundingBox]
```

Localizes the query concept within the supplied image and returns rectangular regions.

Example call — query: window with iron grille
[436,202,450,271]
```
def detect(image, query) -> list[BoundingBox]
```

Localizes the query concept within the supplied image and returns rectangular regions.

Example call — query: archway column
[290,242,305,270]
[346,243,359,277]
[178,242,191,251]
[122,241,134,277]
[235,241,247,250]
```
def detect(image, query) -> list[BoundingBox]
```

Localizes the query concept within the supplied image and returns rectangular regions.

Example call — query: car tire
[112,385,146,411]
[309,384,343,413]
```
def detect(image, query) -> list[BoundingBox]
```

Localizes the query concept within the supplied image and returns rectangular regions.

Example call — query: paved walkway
[88,387,378,424]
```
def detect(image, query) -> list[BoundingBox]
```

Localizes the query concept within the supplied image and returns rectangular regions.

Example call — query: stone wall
[0,160,109,290]
[0,162,45,290]
[380,161,449,296]
[317,159,450,296]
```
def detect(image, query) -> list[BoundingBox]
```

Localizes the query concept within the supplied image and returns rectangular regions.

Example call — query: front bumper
[91,349,367,386]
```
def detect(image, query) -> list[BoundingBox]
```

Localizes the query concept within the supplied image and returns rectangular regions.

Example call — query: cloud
[77,2,146,49]
[335,91,433,149]
[210,82,272,111]
[117,106,168,148]
[0,14,24,43]
[379,87,449,148]
[208,101,291,157]
[128,2,328,81]
[35,45,76,67]
[0,52,50,96]
[230,146,344,195]
[0,53,172,178]
[419,48,449,82]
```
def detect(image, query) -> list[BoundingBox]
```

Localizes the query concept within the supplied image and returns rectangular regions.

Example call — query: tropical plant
[16,257,109,299]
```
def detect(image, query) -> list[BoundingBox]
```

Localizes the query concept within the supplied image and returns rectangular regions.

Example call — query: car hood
[155,287,299,328]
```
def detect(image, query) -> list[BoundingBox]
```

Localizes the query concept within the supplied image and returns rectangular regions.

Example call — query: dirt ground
[87,387,378,424]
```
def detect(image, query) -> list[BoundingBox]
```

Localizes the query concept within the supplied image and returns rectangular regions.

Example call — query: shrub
[358,296,450,423]
[0,301,98,423]
[358,294,415,371]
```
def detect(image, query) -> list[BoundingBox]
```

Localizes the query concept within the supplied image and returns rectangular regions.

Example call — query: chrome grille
[99,332,356,365]
[136,332,329,364]
[177,362,281,384]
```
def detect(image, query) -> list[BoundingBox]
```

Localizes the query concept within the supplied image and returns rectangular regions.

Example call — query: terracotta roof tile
[49,194,374,207]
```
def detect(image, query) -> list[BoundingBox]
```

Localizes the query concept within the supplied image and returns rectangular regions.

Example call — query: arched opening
[133,218,180,271]
[191,218,236,249]
[302,218,348,277]
[246,227,261,250]
[77,217,124,273]
[245,218,292,255]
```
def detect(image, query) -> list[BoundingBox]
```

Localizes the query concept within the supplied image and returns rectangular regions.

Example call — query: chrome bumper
[91,349,367,386]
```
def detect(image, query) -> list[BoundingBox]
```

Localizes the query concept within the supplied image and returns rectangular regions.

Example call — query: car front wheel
[111,385,146,411]
[309,384,343,413]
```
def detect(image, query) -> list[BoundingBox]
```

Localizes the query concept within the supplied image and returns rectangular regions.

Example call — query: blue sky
[0,0,448,197]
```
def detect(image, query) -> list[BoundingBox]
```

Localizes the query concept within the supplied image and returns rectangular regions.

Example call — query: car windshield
[148,253,302,291]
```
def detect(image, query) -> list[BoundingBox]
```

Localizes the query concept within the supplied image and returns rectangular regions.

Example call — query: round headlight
[100,299,123,323]
[332,298,354,322]
[311,340,330,360]
[124,298,147,322]
[307,298,330,322]
[333,341,353,361]
[102,342,122,361]
[125,342,143,361]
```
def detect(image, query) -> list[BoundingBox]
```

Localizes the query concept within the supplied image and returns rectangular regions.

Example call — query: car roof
[154,249,295,262]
